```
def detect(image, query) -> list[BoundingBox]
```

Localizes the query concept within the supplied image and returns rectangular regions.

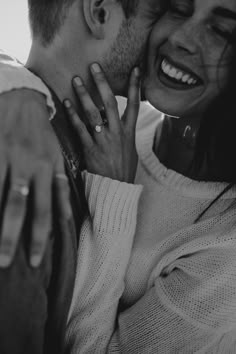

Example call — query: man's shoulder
[0,50,56,119]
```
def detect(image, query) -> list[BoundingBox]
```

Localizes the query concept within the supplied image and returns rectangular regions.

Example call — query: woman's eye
[211,25,235,43]
[169,0,193,17]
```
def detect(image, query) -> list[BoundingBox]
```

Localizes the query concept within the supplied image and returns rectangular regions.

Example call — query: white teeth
[176,72,183,80]
[182,74,190,83]
[161,59,198,85]
[169,68,177,78]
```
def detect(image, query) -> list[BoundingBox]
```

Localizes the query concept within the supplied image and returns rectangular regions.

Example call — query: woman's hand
[64,63,141,184]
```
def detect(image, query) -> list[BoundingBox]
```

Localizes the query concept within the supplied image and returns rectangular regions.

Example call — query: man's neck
[26,44,104,115]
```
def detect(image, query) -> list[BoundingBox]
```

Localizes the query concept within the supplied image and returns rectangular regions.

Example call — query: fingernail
[134,67,140,77]
[91,63,101,73]
[65,203,73,220]
[74,76,83,86]
[30,254,41,268]
[64,99,71,108]
[0,254,11,268]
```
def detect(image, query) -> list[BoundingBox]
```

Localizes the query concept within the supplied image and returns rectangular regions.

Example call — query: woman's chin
[142,79,178,116]
[144,90,181,118]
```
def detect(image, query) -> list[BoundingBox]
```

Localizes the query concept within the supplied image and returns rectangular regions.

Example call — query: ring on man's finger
[55,173,68,182]
[12,179,30,197]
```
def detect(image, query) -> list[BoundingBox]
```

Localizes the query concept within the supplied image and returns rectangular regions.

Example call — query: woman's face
[143,0,236,118]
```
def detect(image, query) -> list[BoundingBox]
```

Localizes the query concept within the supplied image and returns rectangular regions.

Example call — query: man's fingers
[54,173,73,222]
[0,162,8,203]
[90,63,120,131]
[123,67,141,132]
[30,167,53,268]
[54,153,72,221]
[64,99,94,148]
[0,177,29,267]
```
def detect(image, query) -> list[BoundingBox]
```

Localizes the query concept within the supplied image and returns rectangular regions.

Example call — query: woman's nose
[168,21,200,55]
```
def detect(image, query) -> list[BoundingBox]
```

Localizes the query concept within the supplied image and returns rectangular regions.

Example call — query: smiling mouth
[159,57,202,88]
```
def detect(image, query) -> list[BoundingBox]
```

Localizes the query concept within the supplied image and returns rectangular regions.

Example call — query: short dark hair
[28,0,139,45]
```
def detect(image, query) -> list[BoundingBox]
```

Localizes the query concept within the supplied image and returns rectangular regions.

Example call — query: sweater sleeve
[0,50,55,119]
[107,244,236,353]
[67,208,236,353]
[66,171,143,353]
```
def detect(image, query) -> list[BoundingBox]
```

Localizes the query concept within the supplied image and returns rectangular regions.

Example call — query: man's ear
[82,0,112,39]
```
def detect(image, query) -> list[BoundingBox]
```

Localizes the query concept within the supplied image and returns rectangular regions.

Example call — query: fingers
[123,67,141,133]
[64,99,94,148]
[0,162,8,203]
[0,176,29,267]
[90,63,120,131]
[72,77,103,130]
[30,166,52,268]
[54,173,72,222]
[54,155,73,222]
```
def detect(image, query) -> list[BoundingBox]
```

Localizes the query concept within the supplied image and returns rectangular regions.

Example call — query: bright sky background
[0,1,31,63]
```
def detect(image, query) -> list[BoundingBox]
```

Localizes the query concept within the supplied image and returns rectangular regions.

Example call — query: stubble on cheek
[103,19,148,83]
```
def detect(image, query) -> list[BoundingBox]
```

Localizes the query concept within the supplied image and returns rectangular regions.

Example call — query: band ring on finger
[94,121,108,133]
[55,173,68,182]
[94,124,104,133]
[12,179,30,197]
[94,107,108,133]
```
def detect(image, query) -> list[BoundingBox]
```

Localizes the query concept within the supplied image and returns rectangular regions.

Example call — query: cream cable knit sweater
[1,54,236,353]
[64,100,236,353]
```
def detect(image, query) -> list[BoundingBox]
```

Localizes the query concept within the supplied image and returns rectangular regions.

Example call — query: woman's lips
[157,56,203,90]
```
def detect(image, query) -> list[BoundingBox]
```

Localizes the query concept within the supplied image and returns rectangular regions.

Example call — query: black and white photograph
[0,0,236,353]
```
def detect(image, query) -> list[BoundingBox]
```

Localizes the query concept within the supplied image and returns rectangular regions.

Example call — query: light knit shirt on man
[1,53,236,353]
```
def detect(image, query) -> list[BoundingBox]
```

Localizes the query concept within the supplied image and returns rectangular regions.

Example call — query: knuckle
[9,193,25,211]
[74,120,84,133]
[0,238,14,254]
[69,112,80,128]
[31,239,44,253]
[35,207,51,226]
[34,162,52,178]
[85,109,100,121]
[105,96,117,110]
[76,85,87,96]
[95,72,105,82]
[71,112,79,123]
[36,156,53,170]
[80,122,88,134]
[70,110,79,123]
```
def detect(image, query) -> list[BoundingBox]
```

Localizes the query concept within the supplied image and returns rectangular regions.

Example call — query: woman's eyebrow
[213,7,236,21]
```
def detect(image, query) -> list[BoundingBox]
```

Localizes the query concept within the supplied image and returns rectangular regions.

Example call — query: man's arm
[0,50,55,119]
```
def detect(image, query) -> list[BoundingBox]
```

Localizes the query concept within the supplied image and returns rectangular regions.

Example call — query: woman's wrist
[82,170,143,235]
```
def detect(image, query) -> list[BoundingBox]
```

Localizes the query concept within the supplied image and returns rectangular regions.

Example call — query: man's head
[28,0,140,45]
[27,0,165,96]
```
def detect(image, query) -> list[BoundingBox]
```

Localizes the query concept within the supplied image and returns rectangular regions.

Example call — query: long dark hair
[190,41,236,222]
[193,44,236,183]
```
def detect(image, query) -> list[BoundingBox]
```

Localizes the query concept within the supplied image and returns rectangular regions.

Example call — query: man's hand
[0,89,71,268]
